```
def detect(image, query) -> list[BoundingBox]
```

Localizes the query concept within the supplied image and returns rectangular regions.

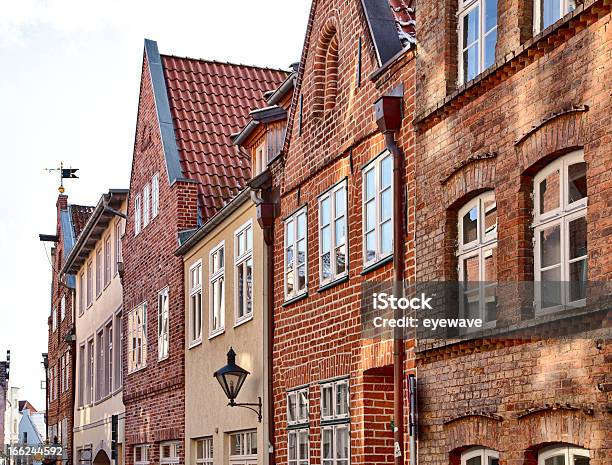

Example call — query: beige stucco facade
[70,195,127,465]
[182,194,269,465]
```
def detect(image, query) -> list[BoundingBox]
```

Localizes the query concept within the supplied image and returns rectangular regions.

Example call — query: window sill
[158,355,170,363]
[234,314,254,328]
[127,365,147,376]
[188,339,202,350]
[208,329,225,340]
[360,255,393,276]
[318,275,349,293]
[282,292,309,307]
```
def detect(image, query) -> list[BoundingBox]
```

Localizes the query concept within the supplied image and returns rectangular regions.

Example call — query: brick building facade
[121,39,286,465]
[265,1,418,465]
[413,0,611,464]
[43,195,93,464]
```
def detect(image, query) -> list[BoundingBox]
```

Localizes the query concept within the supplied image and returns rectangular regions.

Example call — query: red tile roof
[388,0,416,45]
[70,205,95,237]
[161,55,288,221]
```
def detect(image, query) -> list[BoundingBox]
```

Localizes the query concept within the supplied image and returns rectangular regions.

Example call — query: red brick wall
[414,0,611,463]
[122,55,197,465]
[270,1,417,464]
[47,195,76,460]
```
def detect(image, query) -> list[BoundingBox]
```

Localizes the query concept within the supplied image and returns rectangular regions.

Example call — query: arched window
[538,446,590,465]
[457,192,497,327]
[533,150,587,312]
[461,447,499,465]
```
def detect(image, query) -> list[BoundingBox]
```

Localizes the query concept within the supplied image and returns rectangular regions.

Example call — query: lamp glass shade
[214,348,250,402]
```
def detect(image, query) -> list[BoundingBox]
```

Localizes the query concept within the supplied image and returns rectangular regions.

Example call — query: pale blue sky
[0,0,311,410]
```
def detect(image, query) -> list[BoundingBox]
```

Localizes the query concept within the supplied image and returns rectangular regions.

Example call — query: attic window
[312,18,340,117]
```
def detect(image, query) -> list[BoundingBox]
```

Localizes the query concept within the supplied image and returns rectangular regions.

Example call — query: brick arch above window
[312,16,340,117]
[442,158,497,208]
[444,415,502,455]
[517,409,593,452]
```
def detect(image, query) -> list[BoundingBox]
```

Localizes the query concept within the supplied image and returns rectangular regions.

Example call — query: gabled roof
[144,39,288,223]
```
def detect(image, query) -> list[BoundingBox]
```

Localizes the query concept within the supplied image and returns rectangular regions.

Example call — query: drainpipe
[249,172,279,465]
[374,95,405,465]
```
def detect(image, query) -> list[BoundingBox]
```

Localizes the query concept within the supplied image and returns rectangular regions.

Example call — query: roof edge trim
[144,39,184,185]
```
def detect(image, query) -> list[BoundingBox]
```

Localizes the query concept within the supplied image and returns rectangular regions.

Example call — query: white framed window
[158,288,169,360]
[461,447,499,465]
[86,261,93,307]
[319,180,348,286]
[195,438,213,465]
[114,220,123,275]
[152,174,159,218]
[288,429,309,465]
[78,344,85,406]
[60,354,66,393]
[104,236,111,287]
[321,379,350,465]
[86,338,94,404]
[189,260,203,345]
[287,387,309,426]
[52,306,57,332]
[534,0,578,34]
[254,140,266,176]
[60,294,66,321]
[134,445,149,465]
[533,151,587,313]
[79,272,85,315]
[105,320,113,395]
[321,424,349,465]
[284,207,307,300]
[96,329,104,400]
[96,248,102,297]
[114,311,123,390]
[235,221,253,324]
[457,192,498,328]
[363,152,393,267]
[127,303,147,373]
[229,431,257,465]
[134,193,142,236]
[458,0,498,84]
[160,442,179,465]
[538,446,589,465]
[143,184,150,227]
[209,242,225,337]
[63,352,69,392]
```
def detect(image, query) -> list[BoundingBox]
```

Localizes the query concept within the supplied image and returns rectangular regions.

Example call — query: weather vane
[45,161,79,193]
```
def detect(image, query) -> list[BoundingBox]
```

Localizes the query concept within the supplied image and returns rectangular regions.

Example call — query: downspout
[374,95,405,465]
[249,174,279,465]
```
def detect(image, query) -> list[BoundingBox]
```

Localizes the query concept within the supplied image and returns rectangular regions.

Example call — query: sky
[0,0,312,411]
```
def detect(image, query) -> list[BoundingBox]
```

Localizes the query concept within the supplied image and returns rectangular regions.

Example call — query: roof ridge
[160,53,290,74]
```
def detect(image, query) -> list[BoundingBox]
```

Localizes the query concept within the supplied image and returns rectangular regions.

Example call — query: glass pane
[246,227,252,251]
[485,0,498,30]
[336,245,346,275]
[298,391,308,420]
[322,429,333,458]
[541,0,560,30]
[297,239,306,265]
[321,225,331,253]
[569,216,587,259]
[539,169,560,214]
[463,291,480,319]
[246,259,253,314]
[288,394,296,422]
[464,44,479,82]
[335,217,346,246]
[237,265,244,317]
[320,198,331,227]
[365,169,375,200]
[335,187,346,217]
[322,386,333,417]
[381,189,392,222]
[540,224,561,268]
[297,265,306,291]
[366,232,376,262]
[463,255,480,285]
[568,162,587,204]
[381,156,392,189]
[467,456,482,465]
[381,221,392,255]
[322,252,331,280]
[489,458,499,465]
[484,29,497,69]
[298,431,308,460]
[463,7,479,46]
[336,427,349,459]
[365,200,376,231]
[573,455,589,465]
[288,433,297,460]
[298,213,306,240]
[336,383,349,416]
[462,206,478,245]
[286,270,294,295]
[286,220,294,245]
[231,434,241,456]
[483,198,497,237]
[545,453,566,465]
[569,259,587,301]
[237,232,245,257]
[541,267,562,308]
[286,245,294,266]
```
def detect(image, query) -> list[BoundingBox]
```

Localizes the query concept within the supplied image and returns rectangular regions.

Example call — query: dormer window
[254,140,266,176]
